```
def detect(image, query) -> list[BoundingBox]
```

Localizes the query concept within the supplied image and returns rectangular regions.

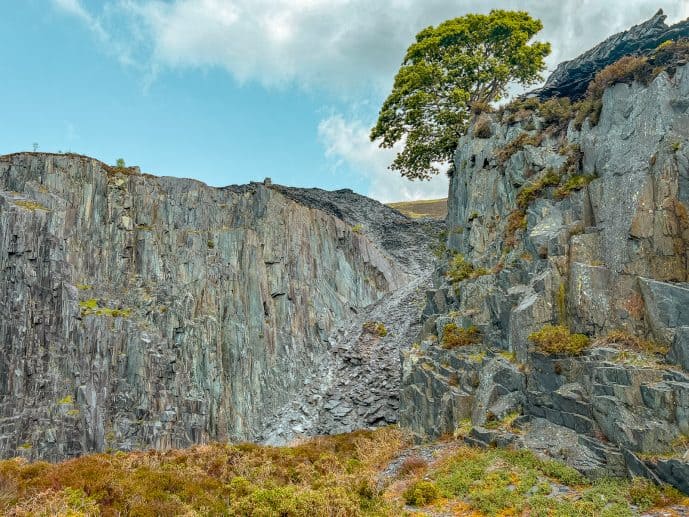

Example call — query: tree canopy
[370,10,551,180]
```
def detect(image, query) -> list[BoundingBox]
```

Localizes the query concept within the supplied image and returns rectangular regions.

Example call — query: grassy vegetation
[0,429,404,517]
[400,445,686,516]
[496,131,544,164]
[386,198,448,220]
[472,115,493,138]
[79,299,132,318]
[500,40,689,135]
[3,428,687,516]
[529,324,590,356]
[595,329,668,356]
[446,253,488,284]
[441,323,482,349]
[555,174,597,199]
[362,321,388,338]
[12,200,50,212]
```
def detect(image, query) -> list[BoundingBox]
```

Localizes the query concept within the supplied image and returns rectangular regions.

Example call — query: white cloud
[54,0,689,201]
[72,0,689,95]
[318,114,448,202]
[53,0,108,40]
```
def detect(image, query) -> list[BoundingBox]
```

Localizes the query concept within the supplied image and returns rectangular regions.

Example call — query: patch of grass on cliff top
[387,198,447,219]
[0,428,405,516]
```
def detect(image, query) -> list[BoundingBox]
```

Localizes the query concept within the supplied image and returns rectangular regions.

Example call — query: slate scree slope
[2,8,689,495]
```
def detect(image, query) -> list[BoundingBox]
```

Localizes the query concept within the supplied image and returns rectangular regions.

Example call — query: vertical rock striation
[401,40,689,491]
[0,153,439,460]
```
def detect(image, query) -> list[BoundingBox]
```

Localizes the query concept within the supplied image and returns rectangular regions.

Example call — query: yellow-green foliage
[441,323,481,349]
[408,446,685,515]
[351,224,363,234]
[402,480,439,506]
[596,329,668,356]
[516,169,560,210]
[529,324,590,355]
[79,299,132,318]
[446,254,473,282]
[58,395,74,405]
[0,428,405,516]
[362,321,388,337]
[12,200,50,212]
[446,254,488,283]
[555,174,596,199]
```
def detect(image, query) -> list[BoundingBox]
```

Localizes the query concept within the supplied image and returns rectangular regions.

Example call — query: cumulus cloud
[318,115,449,202]
[67,0,689,94]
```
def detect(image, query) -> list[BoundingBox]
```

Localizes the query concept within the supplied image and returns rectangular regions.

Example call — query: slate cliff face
[0,154,438,460]
[401,54,689,490]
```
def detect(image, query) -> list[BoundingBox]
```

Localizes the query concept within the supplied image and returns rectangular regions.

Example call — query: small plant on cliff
[529,324,589,355]
[115,158,126,168]
[446,254,488,283]
[555,174,596,199]
[441,323,482,349]
[363,321,388,337]
[473,115,493,139]
[370,10,550,180]
[351,224,363,234]
[595,329,668,356]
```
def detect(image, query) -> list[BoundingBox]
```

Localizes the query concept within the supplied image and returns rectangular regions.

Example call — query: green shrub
[446,254,473,283]
[403,480,440,506]
[116,158,126,168]
[441,323,482,349]
[529,324,590,355]
[352,224,363,234]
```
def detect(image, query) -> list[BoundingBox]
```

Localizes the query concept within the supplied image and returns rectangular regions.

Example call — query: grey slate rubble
[0,153,440,460]
[400,59,689,493]
[533,9,689,100]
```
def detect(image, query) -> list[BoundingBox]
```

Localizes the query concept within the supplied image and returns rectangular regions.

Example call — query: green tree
[370,10,551,180]
[115,158,126,168]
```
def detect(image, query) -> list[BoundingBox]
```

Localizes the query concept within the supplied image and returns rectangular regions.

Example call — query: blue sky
[1,1,688,201]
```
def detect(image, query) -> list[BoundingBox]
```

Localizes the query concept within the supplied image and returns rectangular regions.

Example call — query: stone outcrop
[401,57,689,492]
[0,153,440,460]
[534,9,689,100]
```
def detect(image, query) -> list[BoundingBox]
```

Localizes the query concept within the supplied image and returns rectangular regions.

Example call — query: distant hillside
[387,198,447,219]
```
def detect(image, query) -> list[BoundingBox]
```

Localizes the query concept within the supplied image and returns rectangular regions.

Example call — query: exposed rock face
[534,9,689,100]
[401,61,689,491]
[0,153,439,460]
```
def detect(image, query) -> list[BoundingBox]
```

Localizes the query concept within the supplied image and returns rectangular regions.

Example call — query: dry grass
[0,428,406,516]
[386,198,447,220]
[595,329,668,356]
